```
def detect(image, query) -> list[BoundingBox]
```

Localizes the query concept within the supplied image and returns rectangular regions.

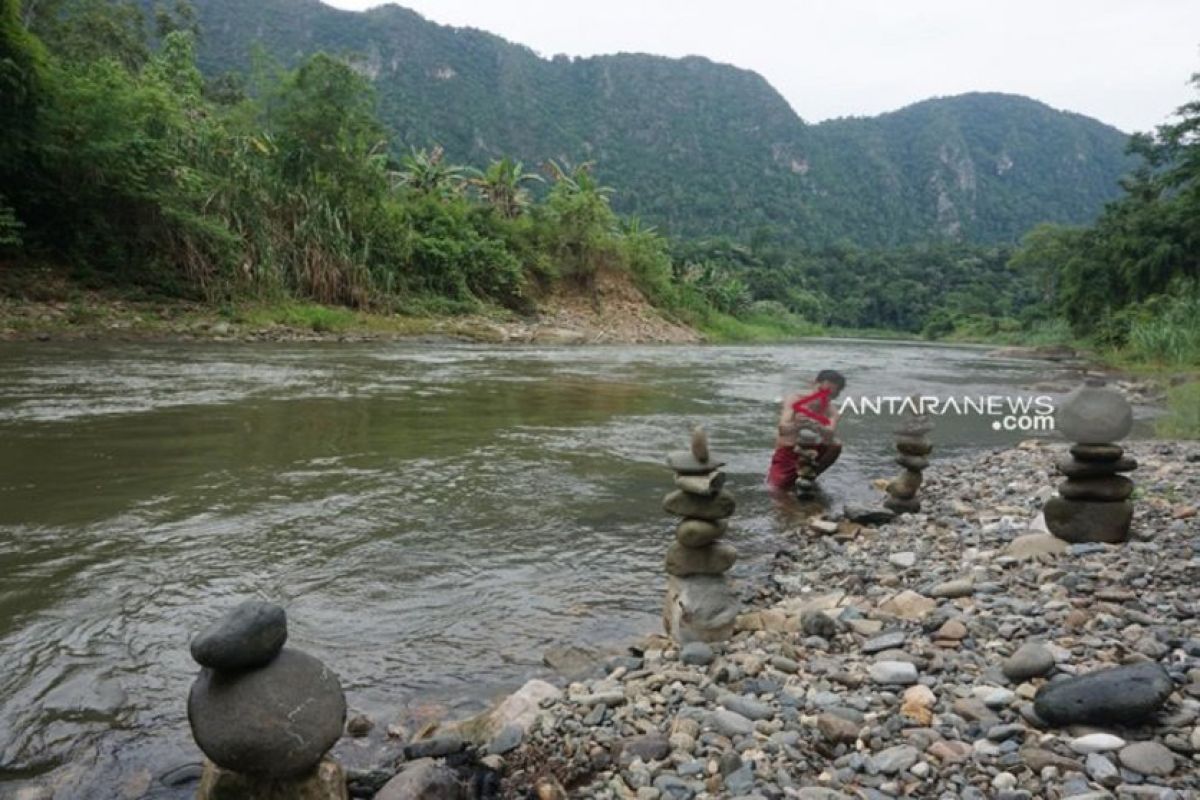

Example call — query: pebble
[873,744,919,774]
[1003,641,1056,680]
[1071,733,1128,754]
[679,642,714,666]
[1117,741,1176,776]
[869,661,918,685]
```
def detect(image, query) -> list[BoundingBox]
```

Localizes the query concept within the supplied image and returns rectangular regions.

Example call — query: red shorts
[767,444,832,489]
[767,446,799,489]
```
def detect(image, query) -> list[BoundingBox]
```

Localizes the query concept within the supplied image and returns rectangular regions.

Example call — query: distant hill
[188,0,1135,246]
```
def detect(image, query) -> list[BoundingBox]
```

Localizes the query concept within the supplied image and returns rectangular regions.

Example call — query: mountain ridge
[188,0,1136,246]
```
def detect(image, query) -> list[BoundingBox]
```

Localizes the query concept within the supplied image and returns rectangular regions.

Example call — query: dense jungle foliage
[1,0,1196,372]
[182,0,1135,247]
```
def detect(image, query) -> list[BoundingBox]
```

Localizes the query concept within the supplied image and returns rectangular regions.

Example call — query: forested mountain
[186,0,1135,246]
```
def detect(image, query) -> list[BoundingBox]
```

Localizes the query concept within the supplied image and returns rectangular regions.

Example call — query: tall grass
[1157,382,1200,439]
[1126,288,1200,367]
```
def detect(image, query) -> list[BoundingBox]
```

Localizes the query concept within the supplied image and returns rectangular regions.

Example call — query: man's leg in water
[812,441,843,476]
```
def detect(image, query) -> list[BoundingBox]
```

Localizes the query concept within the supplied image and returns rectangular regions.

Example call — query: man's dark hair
[817,369,846,392]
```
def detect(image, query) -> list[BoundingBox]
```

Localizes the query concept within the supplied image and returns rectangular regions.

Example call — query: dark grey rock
[1059,475,1134,501]
[188,648,345,778]
[487,723,522,755]
[842,506,896,526]
[724,764,755,794]
[1071,443,1124,462]
[189,600,287,671]
[613,733,670,764]
[376,758,463,800]
[1033,662,1174,726]
[679,642,715,666]
[1056,455,1138,478]
[403,733,465,760]
[1044,497,1133,544]
[862,631,906,654]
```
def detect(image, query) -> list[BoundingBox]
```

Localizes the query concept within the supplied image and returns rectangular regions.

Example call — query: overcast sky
[319,0,1199,133]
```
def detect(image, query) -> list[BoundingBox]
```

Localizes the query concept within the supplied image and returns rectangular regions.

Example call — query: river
[0,339,1127,797]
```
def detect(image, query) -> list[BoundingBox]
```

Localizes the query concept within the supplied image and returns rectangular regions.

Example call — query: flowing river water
[0,339,1144,798]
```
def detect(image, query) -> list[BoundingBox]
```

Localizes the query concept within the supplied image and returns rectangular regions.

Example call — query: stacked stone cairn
[884,406,933,514]
[1045,378,1137,543]
[661,427,740,643]
[187,600,348,800]
[793,423,823,500]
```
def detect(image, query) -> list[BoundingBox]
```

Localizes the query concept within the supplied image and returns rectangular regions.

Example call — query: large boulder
[1044,498,1133,544]
[663,575,739,643]
[1033,662,1174,726]
[188,649,346,778]
[190,600,288,671]
[1056,380,1133,444]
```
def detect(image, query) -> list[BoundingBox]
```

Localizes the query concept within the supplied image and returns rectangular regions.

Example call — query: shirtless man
[766,369,846,491]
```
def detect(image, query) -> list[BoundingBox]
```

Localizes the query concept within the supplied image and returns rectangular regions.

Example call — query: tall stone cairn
[884,407,933,514]
[661,426,740,643]
[1045,378,1137,544]
[187,600,349,800]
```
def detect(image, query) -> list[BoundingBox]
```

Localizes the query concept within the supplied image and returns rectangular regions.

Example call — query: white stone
[1069,733,1127,754]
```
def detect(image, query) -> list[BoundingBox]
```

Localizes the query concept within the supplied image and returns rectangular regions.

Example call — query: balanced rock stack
[661,427,740,643]
[793,424,823,500]
[1045,378,1137,543]
[188,600,348,800]
[884,407,933,514]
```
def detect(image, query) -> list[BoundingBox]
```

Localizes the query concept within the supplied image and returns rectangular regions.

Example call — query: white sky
[319,0,1200,133]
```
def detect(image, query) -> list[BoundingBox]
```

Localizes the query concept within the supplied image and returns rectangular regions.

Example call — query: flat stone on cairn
[1045,379,1137,544]
[187,601,348,799]
[884,408,933,514]
[662,427,739,643]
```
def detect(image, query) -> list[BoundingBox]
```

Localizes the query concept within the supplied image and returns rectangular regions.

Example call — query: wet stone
[190,600,287,671]
[662,490,736,521]
[188,649,346,778]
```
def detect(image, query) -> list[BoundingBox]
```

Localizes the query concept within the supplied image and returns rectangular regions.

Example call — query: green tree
[395,145,465,200]
[467,157,541,218]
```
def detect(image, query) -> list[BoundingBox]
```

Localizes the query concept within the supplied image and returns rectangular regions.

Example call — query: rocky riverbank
[0,269,699,345]
[367,438,1199,800]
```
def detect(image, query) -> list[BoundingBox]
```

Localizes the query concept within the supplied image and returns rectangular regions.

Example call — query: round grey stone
[1056,381,1133,443]
[1003,642,1055,681]
[188,648,346,778]
[1117,740,1176,776]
